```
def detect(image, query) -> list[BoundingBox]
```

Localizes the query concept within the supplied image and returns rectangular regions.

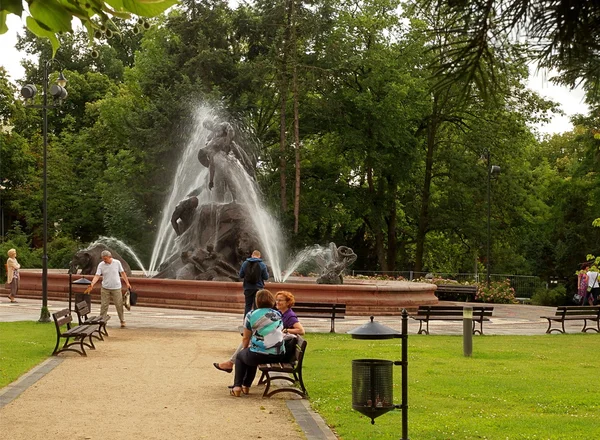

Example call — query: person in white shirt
[88,250,132,328]
[587,267,599,306]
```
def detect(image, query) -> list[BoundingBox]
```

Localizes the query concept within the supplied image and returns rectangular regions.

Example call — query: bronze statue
[316,243,357,284]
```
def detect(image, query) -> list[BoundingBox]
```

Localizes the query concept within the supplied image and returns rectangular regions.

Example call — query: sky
[0,14,589,136]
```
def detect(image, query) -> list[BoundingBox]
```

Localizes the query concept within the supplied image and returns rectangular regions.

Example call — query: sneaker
[120,322,126,328]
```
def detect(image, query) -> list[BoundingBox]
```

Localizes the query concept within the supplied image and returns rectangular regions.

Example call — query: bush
[531,285,568,307]
[475,279,518,304]
[47,235,81,269]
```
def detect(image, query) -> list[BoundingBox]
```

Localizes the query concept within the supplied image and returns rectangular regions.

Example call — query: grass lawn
[303,333,600,440]
[0,321,55,388]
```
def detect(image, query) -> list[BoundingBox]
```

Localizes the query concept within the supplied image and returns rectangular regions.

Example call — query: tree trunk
[279,0,294,213]
[386,176,397,272]
[291,0,301,234]
[367,165,388,271]
[415,98,438,272]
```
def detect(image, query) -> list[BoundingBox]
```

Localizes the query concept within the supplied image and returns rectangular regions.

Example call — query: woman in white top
[587,267,599,306]
[6,248,20,303]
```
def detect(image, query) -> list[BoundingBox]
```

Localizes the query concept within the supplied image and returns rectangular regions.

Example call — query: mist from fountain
[147,104,286,280]
[280,244,334,282]
[89,236,150,277]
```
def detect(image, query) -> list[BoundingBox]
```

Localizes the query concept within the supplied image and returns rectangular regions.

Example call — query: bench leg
[472,320,484,335]
[53,336,88,356]
[416,320,428,335]
[581,319,600,333]
[257,371,268,385]
[545,319,564,334]
[260,372,307,399]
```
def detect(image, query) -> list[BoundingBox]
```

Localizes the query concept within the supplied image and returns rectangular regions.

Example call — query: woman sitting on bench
[227,289,285,396]
[213,290,305,373]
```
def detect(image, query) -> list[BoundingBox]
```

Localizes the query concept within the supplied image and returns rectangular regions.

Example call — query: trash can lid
[347,316,401,340]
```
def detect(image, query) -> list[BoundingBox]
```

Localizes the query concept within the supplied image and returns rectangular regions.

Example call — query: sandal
[230,387,242,397]
[241,386,250,395]
[213,362,233,373]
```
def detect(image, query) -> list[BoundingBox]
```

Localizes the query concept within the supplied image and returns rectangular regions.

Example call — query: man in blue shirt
[239,250,269,316]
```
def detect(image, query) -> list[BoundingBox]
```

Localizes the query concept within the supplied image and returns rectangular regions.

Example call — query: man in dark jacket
[239,250,269,316]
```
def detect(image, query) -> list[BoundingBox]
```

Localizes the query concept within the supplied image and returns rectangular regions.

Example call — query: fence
[350,270,547,298]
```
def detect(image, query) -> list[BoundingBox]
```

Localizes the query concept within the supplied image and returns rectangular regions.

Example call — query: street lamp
[485,150,501,288]
[20,59,68,323]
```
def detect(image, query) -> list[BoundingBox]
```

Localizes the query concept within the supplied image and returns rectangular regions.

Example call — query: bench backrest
[417,305,493,318]
[75,300,90,325]
[434,285,478,293]
[293,335,308,370]
[293,302,346,318]
[52,308,73,330]
[556,306,600,317]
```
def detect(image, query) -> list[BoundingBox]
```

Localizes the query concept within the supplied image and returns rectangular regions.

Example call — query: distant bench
[540,306,600,334]
[411,305,494,335]
[293,302,346,333]
[434,284,478,302]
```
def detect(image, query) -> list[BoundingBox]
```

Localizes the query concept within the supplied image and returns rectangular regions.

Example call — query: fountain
[15,105,438,315]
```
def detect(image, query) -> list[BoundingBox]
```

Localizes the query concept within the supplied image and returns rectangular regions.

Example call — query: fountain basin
[11,270,438,316]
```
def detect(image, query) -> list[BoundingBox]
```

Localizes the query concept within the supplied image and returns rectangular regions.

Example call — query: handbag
[129,288,138,306]
[573,293,583,304]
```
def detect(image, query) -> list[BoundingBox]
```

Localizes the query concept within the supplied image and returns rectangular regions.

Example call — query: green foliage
[0,321,56,388]
[47,235,81,269]
[531,285,568,307]
[2,0,599,281]
[1,0,178,55]
[306,333,600,439]
[475,279,518,304]
[0,223,41,282]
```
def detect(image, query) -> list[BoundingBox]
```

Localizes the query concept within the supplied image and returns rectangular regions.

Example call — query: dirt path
[0,329,305,440]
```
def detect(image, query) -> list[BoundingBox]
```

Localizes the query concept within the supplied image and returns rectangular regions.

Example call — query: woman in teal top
[231,289,285,396]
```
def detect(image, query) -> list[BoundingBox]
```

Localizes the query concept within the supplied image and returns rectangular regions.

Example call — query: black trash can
[352,359,395,424]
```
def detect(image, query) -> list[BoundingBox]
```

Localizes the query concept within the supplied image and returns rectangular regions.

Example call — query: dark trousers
[243,289,258,317]
[234,348,284,388]
[591,287,600,305]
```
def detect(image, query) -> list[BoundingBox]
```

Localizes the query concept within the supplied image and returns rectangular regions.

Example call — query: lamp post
[20,59,68,323]
[485,150,501,289]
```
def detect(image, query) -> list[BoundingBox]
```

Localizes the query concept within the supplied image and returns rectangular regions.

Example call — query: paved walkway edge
[0,357,63,409]
[287,399,338,440]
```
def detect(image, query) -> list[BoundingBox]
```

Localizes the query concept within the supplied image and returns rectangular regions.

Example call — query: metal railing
[349,270,546,298]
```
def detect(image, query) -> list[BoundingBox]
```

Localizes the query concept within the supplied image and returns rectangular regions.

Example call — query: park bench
[293,302,346,333]
[51,308,98,357]
[411,305,494,335]
[75,300,110,340]
[540,306,600,334]
[258,335,308,399]
[434,284,478,302]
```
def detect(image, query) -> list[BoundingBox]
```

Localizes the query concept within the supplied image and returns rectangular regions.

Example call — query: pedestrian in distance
[577,263,590,305]
[587,264,600,306]
[6,248,20,303]
[239,250,269,317]
[86,250,132,328]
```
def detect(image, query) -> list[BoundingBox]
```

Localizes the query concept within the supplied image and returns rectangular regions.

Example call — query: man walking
[239,250,269,316]
[88,250,132,328]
